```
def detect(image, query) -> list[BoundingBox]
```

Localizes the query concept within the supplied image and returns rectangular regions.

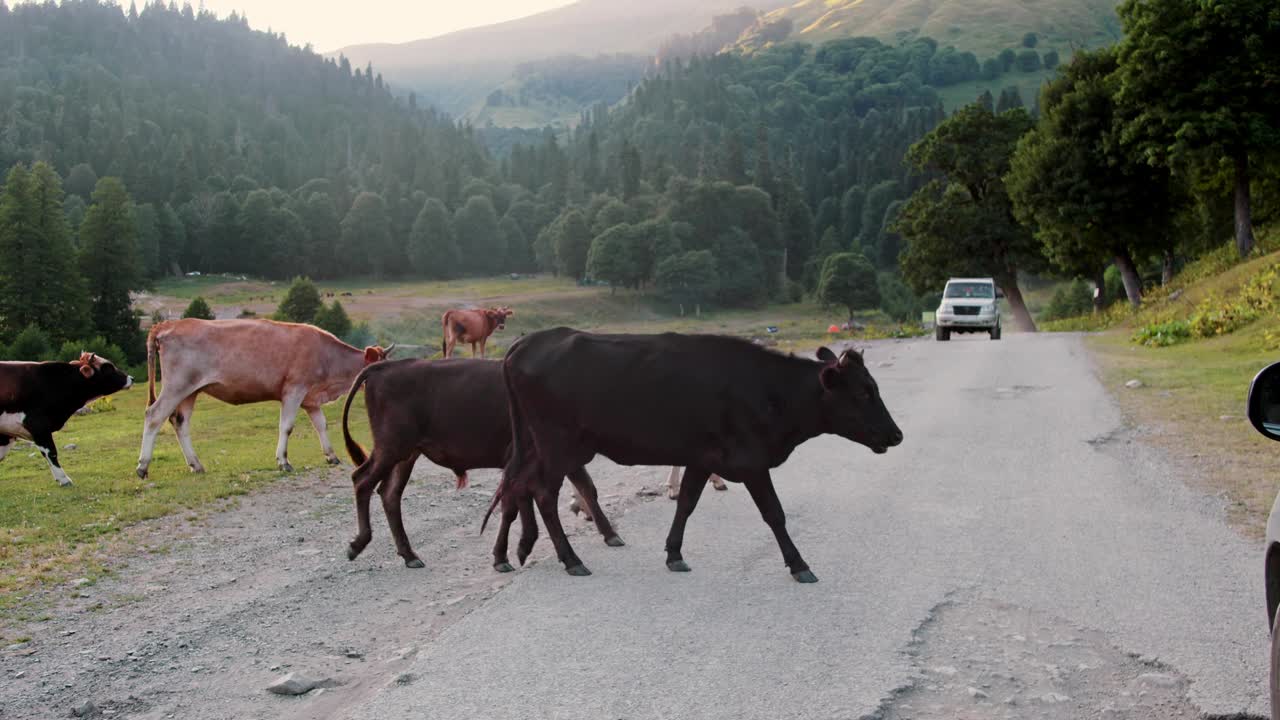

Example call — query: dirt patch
[0,463,663,720]
[878,595,1200,720]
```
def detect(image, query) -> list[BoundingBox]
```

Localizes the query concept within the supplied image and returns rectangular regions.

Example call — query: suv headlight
[981,304,996,314]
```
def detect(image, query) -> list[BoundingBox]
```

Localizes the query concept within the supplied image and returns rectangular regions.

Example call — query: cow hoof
[494,562,515,573]
[326,456,341,466]
[714,484,728,492]
[189,464,205,474]
[604,535,626,547]
[516,548,531,566]
[136,467,148,480]
[666,560,692,572]
[57,478,74,488]
[565,564,592,577]
[279,462,294,473]
[404,558,425,569]
[346,545,361,561]
[792,570,819,583]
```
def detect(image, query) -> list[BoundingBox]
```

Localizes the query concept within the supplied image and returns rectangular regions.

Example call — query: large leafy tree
[78,177,143,355]
[553,209,592,280]
[1116,0,1280,258]
[408,198,460,278]
[818,252,880,321]
[896,104,1044,331]
[655,250,719,315]
[1007,49,1179,307]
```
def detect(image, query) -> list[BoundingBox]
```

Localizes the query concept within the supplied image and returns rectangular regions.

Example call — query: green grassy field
[7,274,918,621]
[0,387,375,619]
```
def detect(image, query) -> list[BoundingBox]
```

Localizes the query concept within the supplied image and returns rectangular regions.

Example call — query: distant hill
[735,0,1122,57]
[335,0,792,118]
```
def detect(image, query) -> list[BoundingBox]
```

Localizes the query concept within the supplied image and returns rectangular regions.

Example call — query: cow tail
[482,355,526,534]
[342,364,374,467]
[440,312,449,357]
[146,323,160,407]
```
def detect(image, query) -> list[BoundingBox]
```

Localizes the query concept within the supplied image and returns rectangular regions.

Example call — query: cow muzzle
[125,376,134,389]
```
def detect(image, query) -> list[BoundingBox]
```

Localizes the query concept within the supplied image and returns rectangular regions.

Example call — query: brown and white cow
[135,319,390,479]
[441,307,513,358]
[1,353,133,486]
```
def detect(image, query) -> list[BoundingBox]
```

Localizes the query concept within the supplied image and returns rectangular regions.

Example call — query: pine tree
[453,196,504,275]
[182,296,215,320]
[313,300,352,338]
[79,177,143,356]
[274,277,323,323]
[339,192,392,279]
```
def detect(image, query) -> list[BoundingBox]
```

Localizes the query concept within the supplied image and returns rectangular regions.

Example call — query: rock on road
[347,333,1267,719]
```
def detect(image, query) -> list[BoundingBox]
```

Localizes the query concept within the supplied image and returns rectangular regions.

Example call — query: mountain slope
[739,0,1122,56]
[335,0,791,117]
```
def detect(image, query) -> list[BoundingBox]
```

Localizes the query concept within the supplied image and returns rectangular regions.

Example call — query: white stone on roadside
[267,672,322,695]
[1137,672,1179,688]
[1124,379,1143,389]
[967,687,989,700]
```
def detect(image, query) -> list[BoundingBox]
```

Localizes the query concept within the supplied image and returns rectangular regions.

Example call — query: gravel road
[0,333,1267,719]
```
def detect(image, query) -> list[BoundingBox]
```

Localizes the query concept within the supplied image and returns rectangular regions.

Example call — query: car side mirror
[1247,361,1280,442]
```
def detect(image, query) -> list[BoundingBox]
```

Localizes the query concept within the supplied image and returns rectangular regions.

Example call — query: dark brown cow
[136,319,390,478]
[1,353,133,486]
[441,307,513,358]
[341,357,622,569]
[490,328,903,582]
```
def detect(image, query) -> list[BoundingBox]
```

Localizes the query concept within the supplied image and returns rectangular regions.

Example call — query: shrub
[7,325,53,361]
[182,296,216,320]
[238,308,257,318]
[1041,278,1094,321]
[56,337,127,365]
[343,322,375,348]
[1132,319,1191,347]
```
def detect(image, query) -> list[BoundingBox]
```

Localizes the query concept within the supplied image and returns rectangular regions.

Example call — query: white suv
[935,277,1002,341]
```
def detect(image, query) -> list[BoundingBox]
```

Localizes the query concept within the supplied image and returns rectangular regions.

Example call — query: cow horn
[385,343,398,357]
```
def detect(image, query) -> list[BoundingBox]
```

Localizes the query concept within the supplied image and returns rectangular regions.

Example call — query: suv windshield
[944,282,994,299]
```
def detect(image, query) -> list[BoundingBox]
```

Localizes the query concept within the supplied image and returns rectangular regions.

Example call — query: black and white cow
[0,353,133,486]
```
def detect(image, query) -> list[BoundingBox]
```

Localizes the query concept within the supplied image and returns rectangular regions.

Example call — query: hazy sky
[185,1,578,52]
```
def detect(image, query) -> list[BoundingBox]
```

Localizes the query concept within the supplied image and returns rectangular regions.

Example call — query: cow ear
[816,346,837,365]
[819,366,840,390]
[364,346,383,364]
[78,362,94,378]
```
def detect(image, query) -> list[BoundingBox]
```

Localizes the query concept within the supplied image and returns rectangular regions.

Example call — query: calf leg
[0,435,10,462]
[275,391,306,472]
[566,467,624,547]
[346,452,388,561]
[666,466,682,499]
[664,467,711,572]
[30,429,72,487]
[530,480,590,576]
[304,404,341,465]
[492,491,521,573]
[170,394,205,473]
[514,493,538,566]
[379,457,423,568]
[743,472,815,583]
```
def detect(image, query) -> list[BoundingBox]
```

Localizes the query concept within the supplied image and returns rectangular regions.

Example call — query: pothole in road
[879,597,1200,720]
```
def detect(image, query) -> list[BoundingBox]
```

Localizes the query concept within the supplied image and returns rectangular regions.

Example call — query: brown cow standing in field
[135,319,390,479]
[340,357,623,569]
[1,353,133,486]
[441,307,513,358]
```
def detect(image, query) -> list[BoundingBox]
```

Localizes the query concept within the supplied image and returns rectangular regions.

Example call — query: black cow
[489,328,903,582]
[341,357,624,570]
[0,353,134,486]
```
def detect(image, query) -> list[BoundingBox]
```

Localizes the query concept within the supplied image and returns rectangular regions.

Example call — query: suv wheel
[990,325,1001,341]
[936,326,950,342]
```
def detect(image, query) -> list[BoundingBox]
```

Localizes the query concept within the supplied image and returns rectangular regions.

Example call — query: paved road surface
[345,333,1267,719]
